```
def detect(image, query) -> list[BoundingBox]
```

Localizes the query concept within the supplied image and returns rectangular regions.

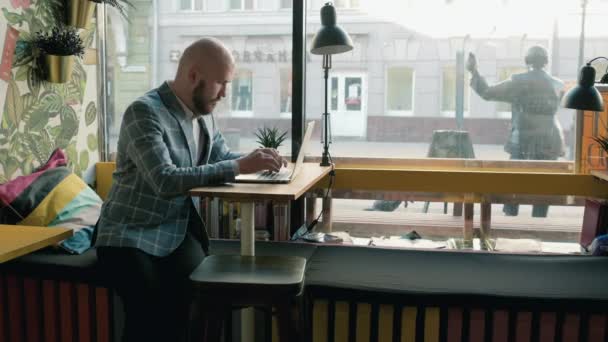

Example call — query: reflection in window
[280,0,292,9]
[280,69,292,113]
[387,66,414,113]
[441,66,470,113]
[334,0,360,9]
[345,77,362,111]
[496,66,527,113]
[593,62,608,82]
[230,0,254,10]
[180,0,203,10]
[232,70,253,112]
[331,77,338,111]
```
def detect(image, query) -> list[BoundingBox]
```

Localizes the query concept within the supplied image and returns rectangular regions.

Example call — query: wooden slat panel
[334,301,349,342]
[42,280,58,342]
[424,307,440,342]
[23,277,40,342]
[562,313,580,342]
[538,312,556,342]
[400,307,416,342]
[59,281,73,342]
[77,283,91,342]
[515,312,532,342]
[469,309,484,342]
[446,308,462,342]
[95,287,111,342]
[356,303,371,342]
[7,275,23,342]
[492,310,508,342]
[588,314,607,342]
[378,304,393,342]
[0,275,7,342]
[313,300,329,342]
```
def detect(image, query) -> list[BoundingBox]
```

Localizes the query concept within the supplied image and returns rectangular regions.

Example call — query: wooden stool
[190,255,306,342]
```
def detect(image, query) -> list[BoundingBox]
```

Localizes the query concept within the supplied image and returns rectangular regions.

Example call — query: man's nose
[219,85,227,98]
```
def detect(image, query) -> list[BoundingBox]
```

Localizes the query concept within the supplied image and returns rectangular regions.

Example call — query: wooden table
[0,225,73,263]
[190,163,331,256]
[190,163,331,342]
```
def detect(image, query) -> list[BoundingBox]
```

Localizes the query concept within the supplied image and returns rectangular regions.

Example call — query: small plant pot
[68,0,96,29]
[45,54,74,83]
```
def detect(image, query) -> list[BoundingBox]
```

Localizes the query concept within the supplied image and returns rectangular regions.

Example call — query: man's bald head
[176,38,234,79]
[171,38,235,116]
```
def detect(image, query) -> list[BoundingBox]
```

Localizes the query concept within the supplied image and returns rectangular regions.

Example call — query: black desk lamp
[562,56,607,173]
[310,2,353,166]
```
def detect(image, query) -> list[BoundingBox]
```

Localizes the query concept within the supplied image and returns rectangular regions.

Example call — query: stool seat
[191,255,306,294]
[190,255,307,341]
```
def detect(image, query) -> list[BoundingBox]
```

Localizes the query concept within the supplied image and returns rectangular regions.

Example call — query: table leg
[240,201,255,342]
[480,202,492,241]
[463,202,474,244]
[321,192,333,233]
[273,202,290,241]
[305,195,317,226]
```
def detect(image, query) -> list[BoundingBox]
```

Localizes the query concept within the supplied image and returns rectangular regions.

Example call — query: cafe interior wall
[0,0,99,184]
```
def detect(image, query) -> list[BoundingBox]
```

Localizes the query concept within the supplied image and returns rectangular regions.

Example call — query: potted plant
[254,126,287,149]
[34,26,84,83]
[253,126,288,239]
[68,0,133,29]
[593,135,608,169]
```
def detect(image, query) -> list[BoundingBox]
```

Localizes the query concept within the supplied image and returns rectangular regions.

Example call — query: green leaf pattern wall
[0,0,99,184]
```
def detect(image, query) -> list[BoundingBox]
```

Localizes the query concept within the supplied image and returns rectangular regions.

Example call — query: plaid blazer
[95,82,241,257]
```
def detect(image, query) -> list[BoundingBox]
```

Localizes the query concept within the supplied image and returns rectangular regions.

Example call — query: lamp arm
[586,56,608,65]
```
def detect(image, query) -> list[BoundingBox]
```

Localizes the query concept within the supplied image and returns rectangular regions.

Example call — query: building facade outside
[107,0,608,161]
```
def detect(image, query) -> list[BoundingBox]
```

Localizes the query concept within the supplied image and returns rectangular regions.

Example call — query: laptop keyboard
[258,169,290,180]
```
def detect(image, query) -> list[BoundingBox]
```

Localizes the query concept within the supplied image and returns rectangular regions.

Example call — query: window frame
[385,65,415,117]
[229,68,254,117]
[229,0,257,11]
[178,0,204,12]
[440,64,471,118]
[279,67,292,118]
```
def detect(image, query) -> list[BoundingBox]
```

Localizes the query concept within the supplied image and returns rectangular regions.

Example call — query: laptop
[235,121,315,184]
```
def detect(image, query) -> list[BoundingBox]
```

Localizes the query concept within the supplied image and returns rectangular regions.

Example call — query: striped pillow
[0,149,101,254]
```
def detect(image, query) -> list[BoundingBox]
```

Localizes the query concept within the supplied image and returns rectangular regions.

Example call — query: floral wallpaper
[0,0,99,184]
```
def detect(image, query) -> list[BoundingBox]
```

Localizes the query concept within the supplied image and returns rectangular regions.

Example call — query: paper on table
[540,241,582,254]
[371,237,446,249]
[494,238,541,253]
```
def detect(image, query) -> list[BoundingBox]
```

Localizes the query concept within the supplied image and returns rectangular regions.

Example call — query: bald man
[94,38,286,342]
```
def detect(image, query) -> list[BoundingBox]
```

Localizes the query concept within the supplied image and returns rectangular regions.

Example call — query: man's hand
[236,148,288,174]
[466,52,477,74]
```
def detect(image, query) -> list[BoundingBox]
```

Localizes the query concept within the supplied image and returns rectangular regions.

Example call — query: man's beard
[192,80,215,116]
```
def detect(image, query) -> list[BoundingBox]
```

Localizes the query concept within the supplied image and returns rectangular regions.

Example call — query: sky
[358,0,608,39]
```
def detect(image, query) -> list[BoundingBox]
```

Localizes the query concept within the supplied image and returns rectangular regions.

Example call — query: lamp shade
[310,3,353,55]
[561,64,605,112]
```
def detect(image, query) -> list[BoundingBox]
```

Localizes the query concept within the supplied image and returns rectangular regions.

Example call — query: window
[106,3,292,157]
[334,0,360,9]
[231,69,253,116]
[441,65,470,115]
[280,0,292,9]
[593,62,608,82]
[230,0,254,10]
[495,66,526,116]
[280,68,292,115]
[386,66,414,115]
[327,73,366,137]
[180,0,203,11]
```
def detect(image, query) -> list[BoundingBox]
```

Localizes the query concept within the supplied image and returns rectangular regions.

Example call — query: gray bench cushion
[306,245,608,310]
